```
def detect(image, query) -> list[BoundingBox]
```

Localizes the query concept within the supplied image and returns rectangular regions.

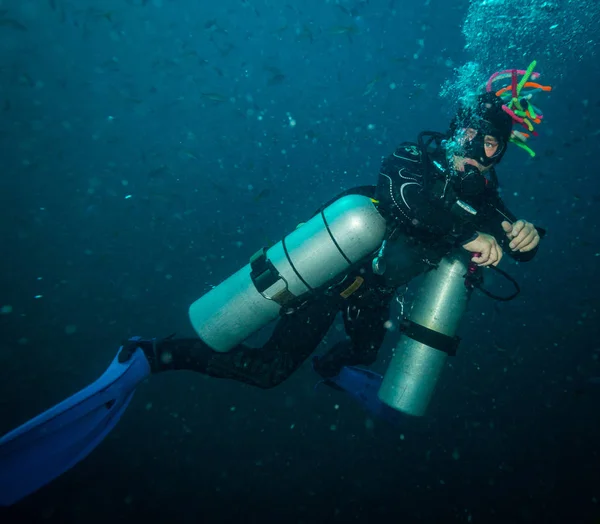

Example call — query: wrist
[459,231,479,247]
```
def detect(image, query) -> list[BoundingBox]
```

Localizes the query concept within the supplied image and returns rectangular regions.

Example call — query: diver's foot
[120,335,218,374]
[312,355,343,379]
[118,336,158,370]
[118,334,178,372]
[313,340,375,379]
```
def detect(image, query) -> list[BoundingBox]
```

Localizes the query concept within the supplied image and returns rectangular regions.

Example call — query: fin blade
[0,348,150,506]
[322,366,405,426]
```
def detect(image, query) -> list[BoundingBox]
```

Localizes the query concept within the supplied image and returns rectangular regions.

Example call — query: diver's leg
[313,291,394,378]
[142,298,339,389]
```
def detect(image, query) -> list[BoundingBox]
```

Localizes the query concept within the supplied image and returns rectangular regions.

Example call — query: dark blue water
[1,1,599,523]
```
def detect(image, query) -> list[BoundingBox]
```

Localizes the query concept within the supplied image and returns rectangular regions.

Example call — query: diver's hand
[462,232,503,267]
[501,220,540,253]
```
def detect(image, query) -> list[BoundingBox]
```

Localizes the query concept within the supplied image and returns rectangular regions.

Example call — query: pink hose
[486,69,540,92]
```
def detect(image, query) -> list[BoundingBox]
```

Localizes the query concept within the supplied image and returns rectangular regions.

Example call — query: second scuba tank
[378,251,473,416]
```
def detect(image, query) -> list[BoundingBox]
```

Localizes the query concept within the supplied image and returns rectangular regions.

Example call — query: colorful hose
[486,60,552,157]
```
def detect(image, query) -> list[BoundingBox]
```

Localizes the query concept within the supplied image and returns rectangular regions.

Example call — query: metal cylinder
[378,251,472,416]
[188,195,386,352]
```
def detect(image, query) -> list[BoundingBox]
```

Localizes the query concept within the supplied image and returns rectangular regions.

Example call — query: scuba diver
[122,90,544,384]
[0,62,551,506]
[127,92,541,383]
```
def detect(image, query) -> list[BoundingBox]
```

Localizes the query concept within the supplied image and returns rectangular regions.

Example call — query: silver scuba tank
[378,251,473,416]
[188,195,387,352]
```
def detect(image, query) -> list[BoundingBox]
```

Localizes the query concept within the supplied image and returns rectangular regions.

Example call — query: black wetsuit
[148,137,540,388]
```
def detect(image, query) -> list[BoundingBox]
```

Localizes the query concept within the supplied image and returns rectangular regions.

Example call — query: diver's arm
[375,145,478,246]
[480,190,544,262]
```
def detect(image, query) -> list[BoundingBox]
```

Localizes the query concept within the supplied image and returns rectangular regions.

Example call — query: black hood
[448,92,514,165]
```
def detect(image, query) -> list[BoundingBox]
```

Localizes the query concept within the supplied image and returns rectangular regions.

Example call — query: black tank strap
[249,247,299,305]
[400,319,460,356]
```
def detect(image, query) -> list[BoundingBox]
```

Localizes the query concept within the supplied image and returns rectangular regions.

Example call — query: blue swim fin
[317,366,404,426]
[0,344,150,506]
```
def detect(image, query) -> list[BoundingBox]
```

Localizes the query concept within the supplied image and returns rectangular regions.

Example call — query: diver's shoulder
[391,142,423,163]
